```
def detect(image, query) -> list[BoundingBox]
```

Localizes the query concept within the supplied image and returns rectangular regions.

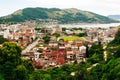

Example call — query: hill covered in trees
[0,7,117,24]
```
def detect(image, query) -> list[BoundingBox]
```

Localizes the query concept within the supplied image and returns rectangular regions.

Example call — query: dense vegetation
[87,28,120,80]
[0,35,8,44]
[0,42,34,80]
[0,7,117,24]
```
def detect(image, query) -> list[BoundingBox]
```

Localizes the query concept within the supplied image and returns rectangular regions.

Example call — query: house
[7,27,36,48]
[56,57,65,65]
[59,46,65,49]
[76,51,84,60]
[65,44,71,48]
[52,26,62,34]
[71,44,78,51]
[49,42,58,47]
[43,60,57,68]
[79,46,86,61]
[66,50,75,60]
[65,30,73,35]
[34,52,42,61]
[49,49,66,65]
[73,40,83,46]
[3,27,10,39]
[33,60,44,69]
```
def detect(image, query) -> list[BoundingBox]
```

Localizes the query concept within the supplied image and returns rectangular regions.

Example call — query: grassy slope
[60,36,84,41]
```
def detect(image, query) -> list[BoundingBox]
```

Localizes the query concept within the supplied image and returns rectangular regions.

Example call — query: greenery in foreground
[1,28,120,80]
[0,35,8,44]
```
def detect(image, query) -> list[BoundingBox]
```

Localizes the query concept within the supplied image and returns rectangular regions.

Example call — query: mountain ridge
[0,7,118,24]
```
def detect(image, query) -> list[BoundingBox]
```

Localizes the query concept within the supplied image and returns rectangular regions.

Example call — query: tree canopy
[0,35,8,44]
[0,42,34,80]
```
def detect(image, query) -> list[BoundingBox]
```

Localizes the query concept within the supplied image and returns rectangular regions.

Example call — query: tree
[0,35,8,44]
[87,44,104,64]
[75,62,89,80]
[107,28,120,58]
[0,73,4,80]
[106,58,120,80]
[31,70,51,80]
[113,46,120,58]
[37,49,43,53]
[71,28,82,30]
[62,27,67,31]
[14,65,29,80]
[22,60,34,73]
[89,64,104,80]
[2,62,16,80]
[51,47,57,51]
[85,43,89,58]
[0,42,22,79]
[89,44,103,57]
[35,27,41,31]
[77,32,87,37]
[0,42,22,65]
[90,58,120,80]
[0,42,32,80]
[42,35,50,44]
[0,42,34,80]
[53,33,60,40]
[108,28,120,46]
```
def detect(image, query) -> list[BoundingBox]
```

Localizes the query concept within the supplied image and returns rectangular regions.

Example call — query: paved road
[87,63,99,71]
[104,51,107,61]
[22,38,40,54]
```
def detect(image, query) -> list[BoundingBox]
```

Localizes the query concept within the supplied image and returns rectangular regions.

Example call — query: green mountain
[0,7,117,24]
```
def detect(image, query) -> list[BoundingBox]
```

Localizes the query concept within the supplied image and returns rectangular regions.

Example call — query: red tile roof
[56,57,65,65]
[49,49,66,65]
[33,60,44,68]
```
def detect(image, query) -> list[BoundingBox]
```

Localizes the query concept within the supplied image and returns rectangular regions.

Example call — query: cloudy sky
[0,0,120,17]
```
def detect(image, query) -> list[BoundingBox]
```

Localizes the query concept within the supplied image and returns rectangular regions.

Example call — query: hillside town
[2,0,120,79]
[0,22,119,69]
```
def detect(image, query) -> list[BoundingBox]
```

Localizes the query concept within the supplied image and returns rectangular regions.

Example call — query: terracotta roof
[49,49,66,65]
[27,51,34,55]
[50,49,66,57]
[77,43,83,46]
[33,60,44,68]
[56,57,65,65]
[66,50,74,55]
[50,51,58,57]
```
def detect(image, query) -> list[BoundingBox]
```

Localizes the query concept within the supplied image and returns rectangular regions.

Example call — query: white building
[34,52,42,61]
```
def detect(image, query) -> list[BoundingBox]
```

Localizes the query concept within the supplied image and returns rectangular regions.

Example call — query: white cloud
[0,0,120,16]
[26,0,120,15]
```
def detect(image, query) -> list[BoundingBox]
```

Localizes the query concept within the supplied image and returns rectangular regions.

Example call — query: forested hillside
[0,7,117,24]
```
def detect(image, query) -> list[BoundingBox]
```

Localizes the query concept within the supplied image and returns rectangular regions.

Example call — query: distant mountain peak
[108,15,120,20]
[13,9,22,15]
